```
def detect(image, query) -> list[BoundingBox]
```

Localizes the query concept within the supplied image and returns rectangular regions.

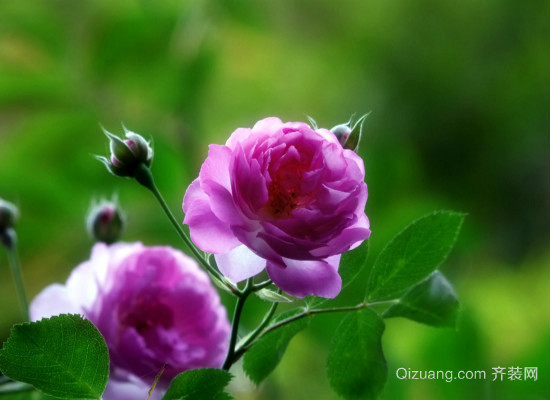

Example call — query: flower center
[120,293,174,334]
[265,161,311,219]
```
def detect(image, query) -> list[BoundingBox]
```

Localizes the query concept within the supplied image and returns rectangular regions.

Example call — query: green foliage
[383,271,459,327]
[162,368,233,400]
[243,310,310,384]
[327,309,387,400]
[308,239,369,307]
[339,240,370,293]
[367,211,464,301]
[0,315,109,399]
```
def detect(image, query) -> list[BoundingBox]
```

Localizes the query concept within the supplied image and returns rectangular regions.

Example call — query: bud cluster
[96,125,153,178]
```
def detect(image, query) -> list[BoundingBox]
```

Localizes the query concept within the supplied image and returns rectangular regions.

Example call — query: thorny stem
[223,278,254,370]
[134,163,224,282]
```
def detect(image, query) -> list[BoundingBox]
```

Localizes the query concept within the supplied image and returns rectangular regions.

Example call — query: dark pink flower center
[120,294,173,334]
[264,160,312,219]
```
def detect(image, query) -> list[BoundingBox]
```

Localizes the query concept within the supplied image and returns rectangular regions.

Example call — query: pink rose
[183,117,370,298]
[30,242,230,399]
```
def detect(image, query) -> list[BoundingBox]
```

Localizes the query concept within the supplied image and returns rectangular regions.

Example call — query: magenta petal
[315,128,340,145]
[252,117,283,135]
[310,214,371,258]
[183,179,240,253]
[199,144,232,191]
[215,244,266,283]
[30,284,82,321]
[266,255,342,298]
[226,127,252,150]
[204,181,245,226]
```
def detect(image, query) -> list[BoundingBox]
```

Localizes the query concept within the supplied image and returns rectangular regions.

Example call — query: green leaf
[307,240,369,307]
[0,314,109,399]
[327,309,387,400]
[383,271,459,327]
[243,309,310,384]
[339,239,370,290]
[254,288,294,303]
[367,211,464,301]
[162,368,233,400]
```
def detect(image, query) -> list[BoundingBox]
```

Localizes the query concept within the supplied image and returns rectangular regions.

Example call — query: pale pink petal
[103,375,163,400]
[252,117,283,135]
[226,127,252,149]
[29,284,82,321]
[214,244,266,283]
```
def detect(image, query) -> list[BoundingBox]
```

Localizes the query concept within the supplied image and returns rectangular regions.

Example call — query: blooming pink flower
[30,242,231,399]
[183,117,370,298]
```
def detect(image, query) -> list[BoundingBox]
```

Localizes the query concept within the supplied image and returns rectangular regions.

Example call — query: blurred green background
[0,0,548,399]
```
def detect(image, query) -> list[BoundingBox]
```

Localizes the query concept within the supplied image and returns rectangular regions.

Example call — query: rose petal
[103,375,163,400]
[310,214,371,257]
[199,144,233,191]
[215,244,266,283]
[252,117,283,135]
[315,128,341,145]
[231,146,269,215]
[183,179,241,253]
[226,127,252,150]
[29,284,82,321]
[266,255,342,298]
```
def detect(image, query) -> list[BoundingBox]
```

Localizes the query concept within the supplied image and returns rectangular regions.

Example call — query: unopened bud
[86,199,125,244]
[96,125,153,178]
[331,113,369,152]
[0,198,18,231]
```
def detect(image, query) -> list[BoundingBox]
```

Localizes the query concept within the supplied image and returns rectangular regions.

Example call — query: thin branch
[222,278,254,370]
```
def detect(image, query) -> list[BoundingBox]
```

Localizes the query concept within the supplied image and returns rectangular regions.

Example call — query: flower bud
[0,198,18,231]
[86,199,125,244]
[330,113,369,152]
[96,125,153,178]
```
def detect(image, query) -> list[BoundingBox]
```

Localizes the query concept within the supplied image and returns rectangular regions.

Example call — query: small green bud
[96,125,153,178]
[331,113,369,152]
[0,198,18,231]
[86,199,125,244]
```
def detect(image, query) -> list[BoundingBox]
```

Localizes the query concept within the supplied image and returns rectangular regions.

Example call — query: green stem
[261,302,367,338]
[147,363,166,400]
[233,300,279,361]
[222,278,254,370]
[238,300,399,356]
[252,279,273,291]
[3,231,29,321]
[134,164,223,281]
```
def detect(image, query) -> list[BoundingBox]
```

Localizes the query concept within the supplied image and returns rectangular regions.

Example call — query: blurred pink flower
[30,242,230,399]
[183,117,370,298]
